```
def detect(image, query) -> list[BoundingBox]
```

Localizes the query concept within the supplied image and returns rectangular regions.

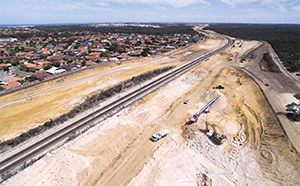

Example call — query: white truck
[150,129,170,142]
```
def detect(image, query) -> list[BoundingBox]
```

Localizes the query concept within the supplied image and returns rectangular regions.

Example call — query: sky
[0,0,299,25]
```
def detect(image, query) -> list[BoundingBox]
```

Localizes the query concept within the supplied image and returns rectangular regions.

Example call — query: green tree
[44,63,52,70]
[20,64,28,72]
[100,52,109,57]
[30,68,36,73]
[108,43,117,51]
[11,61,19,66]
[67,59,73,64]
[136,41,142,46]
[141,49,149,57]
[14,46,20,52]
[53,61,60,67]
[125,39,130,45]
[2,66,9,72]
[117,47,124,53]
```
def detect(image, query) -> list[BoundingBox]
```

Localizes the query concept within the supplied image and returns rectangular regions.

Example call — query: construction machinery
[189,94,220,123]
[205,122,227,144]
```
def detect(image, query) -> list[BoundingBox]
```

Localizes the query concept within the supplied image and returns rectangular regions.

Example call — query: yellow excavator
[205,122,227,144]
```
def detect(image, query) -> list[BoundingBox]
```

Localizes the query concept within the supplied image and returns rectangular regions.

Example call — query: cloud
[219,0,258,7]
[271,3,288,11]
[4,0,115,12]
[219,0,297,11]
[291,4,300,11]
[101,0,210,8]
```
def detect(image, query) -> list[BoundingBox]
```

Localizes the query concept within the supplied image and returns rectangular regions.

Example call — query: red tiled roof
[90,52,100,56]
[15,52,26,56]
[25,63,44,69]
[48,56,64,61]
[0,64,12,67]
[25,53,35,57]
[36,61,51,65]
[32,72,52,79]
[1,81,19,89]
[85,60,96,66]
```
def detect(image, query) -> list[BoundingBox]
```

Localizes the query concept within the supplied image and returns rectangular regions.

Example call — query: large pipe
[197,94,220,115]
[190,94,220,122]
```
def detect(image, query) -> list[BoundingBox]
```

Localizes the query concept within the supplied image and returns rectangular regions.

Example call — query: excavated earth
[1,36,300,186]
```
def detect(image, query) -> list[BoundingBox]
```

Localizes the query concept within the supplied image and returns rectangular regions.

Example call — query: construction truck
[205,122,227,144]
[150,129,170,142]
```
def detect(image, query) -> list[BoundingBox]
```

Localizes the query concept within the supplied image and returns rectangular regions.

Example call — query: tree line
[204,24,300,72]
[1,24,199,39]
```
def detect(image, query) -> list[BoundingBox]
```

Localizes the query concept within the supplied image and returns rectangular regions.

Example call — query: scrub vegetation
[205,24,300,72]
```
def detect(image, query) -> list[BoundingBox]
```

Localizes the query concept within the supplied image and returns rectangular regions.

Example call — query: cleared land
[1,35,300,186]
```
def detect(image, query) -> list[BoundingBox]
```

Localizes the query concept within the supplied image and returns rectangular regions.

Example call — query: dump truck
[150,129,169,142]
[205,122,227,144]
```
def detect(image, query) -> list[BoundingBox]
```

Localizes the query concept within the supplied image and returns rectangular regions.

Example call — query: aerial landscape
[0,0,299,186]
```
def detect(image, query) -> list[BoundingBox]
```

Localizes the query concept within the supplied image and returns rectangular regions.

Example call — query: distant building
[61,63,77,71]
[32,72,52,79]
[46,67,66,75]
[0,38,17,42]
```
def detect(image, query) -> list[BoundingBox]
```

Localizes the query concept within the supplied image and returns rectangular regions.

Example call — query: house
[85,60,96,66]
[85,56,97,60]
[118,54,129,60]
[90,52,101,56]
[46,67,66,75]
[25,53,35,59]
[61,63,77,71]
[166,45,176,49]
[0,64,12,68]
[25,63,44,71]
[32,72,52,79]
[47,55,64,61]
[35,60,51,66]
[109,57,118,62]
[0,77,22,90]
[1,81,19,90]
[15,52,26,57]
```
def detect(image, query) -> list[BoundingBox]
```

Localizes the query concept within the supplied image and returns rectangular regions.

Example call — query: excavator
[204,122,227,144]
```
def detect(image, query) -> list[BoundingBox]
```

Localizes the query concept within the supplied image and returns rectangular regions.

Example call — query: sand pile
[259,52,281,73]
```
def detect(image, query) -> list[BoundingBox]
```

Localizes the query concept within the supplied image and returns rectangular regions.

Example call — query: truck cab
[150,134,161,142]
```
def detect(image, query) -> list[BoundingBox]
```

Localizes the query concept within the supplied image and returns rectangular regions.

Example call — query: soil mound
[258,53,281,73]
[294,93,300,100]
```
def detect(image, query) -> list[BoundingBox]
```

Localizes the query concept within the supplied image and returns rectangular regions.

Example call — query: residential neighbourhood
[0,25,204,92]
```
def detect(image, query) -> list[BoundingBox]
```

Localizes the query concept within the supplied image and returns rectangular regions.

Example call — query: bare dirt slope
[2,39,300,186]
[241,42,300,153]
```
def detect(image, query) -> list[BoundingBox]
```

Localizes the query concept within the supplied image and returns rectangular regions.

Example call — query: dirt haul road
[1,37,300,186]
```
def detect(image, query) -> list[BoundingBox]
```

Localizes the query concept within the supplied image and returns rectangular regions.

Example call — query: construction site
[1,29,300,186]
